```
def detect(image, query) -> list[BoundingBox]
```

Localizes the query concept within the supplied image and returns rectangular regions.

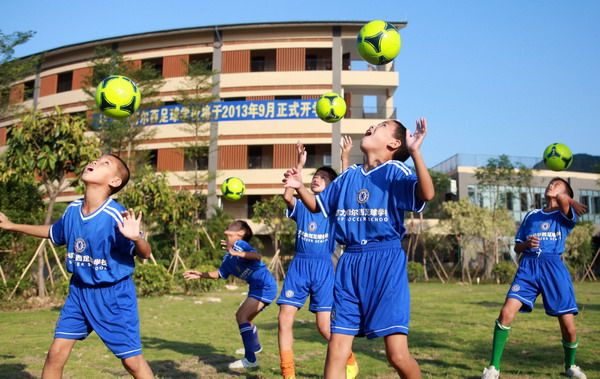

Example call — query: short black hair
[236,220,253,242]
[315,166,338,182]
[108,154,130,194]
[389,120,410,162]
[550,177,574,198]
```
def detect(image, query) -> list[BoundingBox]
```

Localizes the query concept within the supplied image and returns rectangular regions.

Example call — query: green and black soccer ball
[95,75,141,120]
[543,143,573,171]
[221,177,246,201]
[315,92,347,123]
[356,20,401,65]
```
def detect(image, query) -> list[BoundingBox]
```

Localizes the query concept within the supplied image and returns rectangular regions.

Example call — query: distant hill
[533,154,600,173]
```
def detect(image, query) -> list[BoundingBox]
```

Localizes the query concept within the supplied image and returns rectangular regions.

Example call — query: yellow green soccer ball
[221,177,246,201]
[543,143,573,171]
[95,75,141,120]
[315,92,346,123]
[356,20,401,65]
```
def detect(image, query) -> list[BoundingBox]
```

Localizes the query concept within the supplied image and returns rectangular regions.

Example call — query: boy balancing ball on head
[183,220,277,370]
[283,119,434,378]
[481,178,588,379]
[277,140,358,379]
[0,154,154,379]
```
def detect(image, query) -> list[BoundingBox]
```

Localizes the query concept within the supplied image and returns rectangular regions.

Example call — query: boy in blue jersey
[481,178,588,379]
[183,220,277,370]
[0,154,154,379]
[283,119,434,378]
[278,140,357,379]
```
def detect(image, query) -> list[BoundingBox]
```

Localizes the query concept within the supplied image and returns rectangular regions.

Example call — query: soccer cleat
[481,365,500,379]
[565,365,587,378]
[346,361,359,379]
[235,346,263,355]
[228,357,259,369]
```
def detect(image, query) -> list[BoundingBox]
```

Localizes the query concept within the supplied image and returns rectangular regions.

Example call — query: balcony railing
[346,106,396,120]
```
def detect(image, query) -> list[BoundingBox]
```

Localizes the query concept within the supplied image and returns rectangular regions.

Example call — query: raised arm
[406,118,435,202]
[118,210,152,259]
[283,167,319,212]
[283,141,307,207]
[340,135,353,171]
[557,193,588,218]
[0,212,50,238]
[183,269,221,280]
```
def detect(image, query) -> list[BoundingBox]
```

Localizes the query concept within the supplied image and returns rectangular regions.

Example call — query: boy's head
[546,177,574,199]
[311,166,337,194]
[360,120,410,162]
[225,220,253,243]
[82,154,130,195]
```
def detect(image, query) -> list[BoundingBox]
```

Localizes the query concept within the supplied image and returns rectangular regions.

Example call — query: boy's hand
[0,212,15,231]
[296,141,307,170]
[405,118,428,155]
[183,270,202,280]
[118,209,143,242]
[340,135,353,155]
[572,200,588,217]
[525,236,540,250]
[283,168,303,189]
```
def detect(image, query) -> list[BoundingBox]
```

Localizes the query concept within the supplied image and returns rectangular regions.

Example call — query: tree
[0,30,42,118]
[81,46,164,169]
[441,198,514,282]
[251,196,296,281]
[564,222,594,278]
[423,169,451,219]
[1,108,100,296]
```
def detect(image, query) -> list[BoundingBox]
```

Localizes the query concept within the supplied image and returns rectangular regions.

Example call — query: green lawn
[1,282,598,378]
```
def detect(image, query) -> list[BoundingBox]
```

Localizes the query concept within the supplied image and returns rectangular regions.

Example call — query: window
[57,71,73,93]
[23,80,35,100]
[142,58,163,76]
[534,193,543,209]
[520,193,528,212]
[580,196,590,210]
[184,147,209,171]
[189,53,213,70]
[506,192,514,211]
[248,145,273,169]
[247,195,262,219]
[593,197,600,214]
[305,48,332,71]
[251,50,276,72]
[222,97,246,102]
[304,144,332,168]
[164,100,178,106]
[274,95,301,100]
[147,149,158,169]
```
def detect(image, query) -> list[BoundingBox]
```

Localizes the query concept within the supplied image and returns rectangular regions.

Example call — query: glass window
[248,145,273,169]
[23,80,35,100]
[251,50,276,72]
[184,147,209,171]
[520,193,528,212]
[57,71,73,93]
[142,58,163,76]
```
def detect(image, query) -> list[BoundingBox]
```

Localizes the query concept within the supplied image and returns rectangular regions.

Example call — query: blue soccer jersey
[219,240,277,304]
[316,161,427,246]
[287,198,335,257]
[515,207,577,256]
[49,198,136,285]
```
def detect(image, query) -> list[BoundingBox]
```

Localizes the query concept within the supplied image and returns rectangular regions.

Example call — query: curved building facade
[1,21,405,219]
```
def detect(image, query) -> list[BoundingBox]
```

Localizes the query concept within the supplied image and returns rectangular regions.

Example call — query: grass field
[1,282,598,378]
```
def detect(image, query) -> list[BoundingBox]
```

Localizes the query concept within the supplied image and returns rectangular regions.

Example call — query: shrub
[493,261,517,284]
[133,264,173,297]
[174,265,224,295]
[407,261,424,282]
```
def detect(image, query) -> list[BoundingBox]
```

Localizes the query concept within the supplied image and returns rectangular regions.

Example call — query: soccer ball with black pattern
[356,20,401,65]
[95,75,141,120]
[221,177,246,201]
[543,143,573,171]
[315,92,347,123]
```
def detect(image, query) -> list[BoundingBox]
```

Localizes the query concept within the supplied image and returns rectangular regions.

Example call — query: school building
[432,153,600,234]
[0,21,405,219]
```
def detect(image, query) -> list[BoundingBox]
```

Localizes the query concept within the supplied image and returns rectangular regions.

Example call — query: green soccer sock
[562,338,578,370]
[489,319,511,370]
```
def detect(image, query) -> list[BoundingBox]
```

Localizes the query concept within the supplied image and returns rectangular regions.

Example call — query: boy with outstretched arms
[481,178,588,379]
[183,220,277,370]
[0,154,154,379]
[278,140,357,379]
[283,119,434,378]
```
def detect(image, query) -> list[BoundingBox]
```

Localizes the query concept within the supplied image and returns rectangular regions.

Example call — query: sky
[3,0,600,167]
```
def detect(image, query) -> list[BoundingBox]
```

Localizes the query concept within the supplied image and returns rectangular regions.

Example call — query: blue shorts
[248,269,278,305]
[276,253,334,313]
[507,254,578,316]
[55,276,142,358]
[331,240,410,339]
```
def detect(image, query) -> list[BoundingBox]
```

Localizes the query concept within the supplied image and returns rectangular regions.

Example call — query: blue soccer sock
[239,322,256,362]
[252,324,262,352]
